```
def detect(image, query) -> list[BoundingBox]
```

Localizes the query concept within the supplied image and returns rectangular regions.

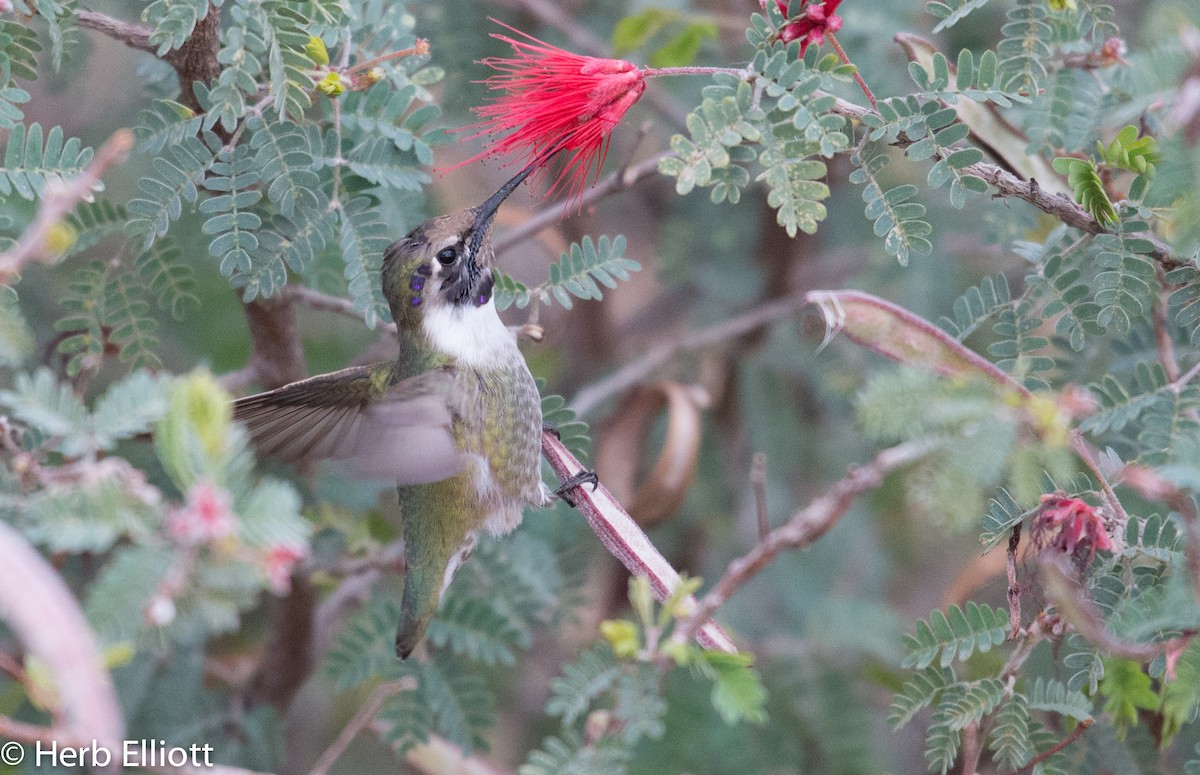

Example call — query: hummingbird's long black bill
[466,160,540,263]
[473,161,538,234]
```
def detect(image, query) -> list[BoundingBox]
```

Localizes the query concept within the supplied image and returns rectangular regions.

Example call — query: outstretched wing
[233,365,464,485]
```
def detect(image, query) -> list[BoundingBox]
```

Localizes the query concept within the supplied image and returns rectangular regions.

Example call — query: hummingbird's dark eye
[436,247,457,265]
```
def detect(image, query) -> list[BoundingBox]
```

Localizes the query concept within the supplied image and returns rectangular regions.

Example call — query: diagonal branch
[540,432,737,653]
[0,130,134,283]
[673,440,936,645]
[570,291,811,417]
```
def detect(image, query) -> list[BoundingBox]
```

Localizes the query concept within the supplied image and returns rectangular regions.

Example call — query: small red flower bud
[1032,494,1112,563]
[764,0,844,53]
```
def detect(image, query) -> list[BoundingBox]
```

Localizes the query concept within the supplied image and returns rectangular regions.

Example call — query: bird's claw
[555,470,599,508]
[542,420,561,440]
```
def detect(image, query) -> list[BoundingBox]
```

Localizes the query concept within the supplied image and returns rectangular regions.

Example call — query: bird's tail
[395,487,475,659]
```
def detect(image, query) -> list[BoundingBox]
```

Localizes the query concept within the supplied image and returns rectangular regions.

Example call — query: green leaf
[540,392,590,463]
[339,197,392,328]
[136,238,200,320]
[890,665,954,729]
[134,99,202,155]
[979,488,1025,551]
[248,116,321,218]
[938,273,1011,340]
[1025,677,1093,723]
[545,645,621,725]
[421,658,495,753]
[142,0,215,54]
[0,285,33,367]
[126,132,220,250]
[264,2,314,121]
[536,236,639,310]
[0,367,88,447]
[91,370,172,445]
[0,21,42,83]
[987,693,1032,770]
[852,142,933,265]
[202,143,264,279]
[426,597,524,666]
[323,595,401,690]
[902,603,1008,669]
[1099,657,1157,730]
[698,651,768,724]
[1097,125,1159,176]
[85,546,174,643]
[0,123,93,200]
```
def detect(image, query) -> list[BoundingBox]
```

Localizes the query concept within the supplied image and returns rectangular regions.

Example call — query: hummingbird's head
[382,164,535,329]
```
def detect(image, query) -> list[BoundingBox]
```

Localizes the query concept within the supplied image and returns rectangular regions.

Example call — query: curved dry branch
[0,521,125,753]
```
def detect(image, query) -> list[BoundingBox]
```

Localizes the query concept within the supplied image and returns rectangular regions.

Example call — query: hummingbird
[233,165,593,657]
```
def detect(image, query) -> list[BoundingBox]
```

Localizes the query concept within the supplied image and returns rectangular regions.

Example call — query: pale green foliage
[494,236,639,312]
[902,603,1008,670]
[338,197,392,327]
[144,0,217,55]
[850,142,932,265]
[938,273,1011,340]
[978,488,1023,550]
[1091,217,1158,332]
[0,286,32,366]
[998,0,1051,94]
[890,665,955,728]
[926,0,995,32]
[55,260,162,375]
[0,122,93,200]
[659,42,851,235]
[540,389,591,462]
[1052,156,1117,225]
[0,368,168,458]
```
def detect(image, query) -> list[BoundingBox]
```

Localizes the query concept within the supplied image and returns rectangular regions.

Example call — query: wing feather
[233,364,464,484]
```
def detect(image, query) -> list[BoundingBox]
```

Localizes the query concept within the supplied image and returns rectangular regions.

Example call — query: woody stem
[641,66,749,78]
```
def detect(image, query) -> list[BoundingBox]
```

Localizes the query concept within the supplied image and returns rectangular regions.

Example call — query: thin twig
[0,130,134,283]
[673,441,935,645]
[1017,719,1092,774]
[826,32,876,109]
[959,721,982,775]
[308,679,414,775]
[570,292,811,417]
[750,453,770,541]
[1006,524,1022,638]
[76,10,155,53]
[1152,289,1181,382]
[1068,431,1130,529]
[819,93,1182,268]
[1176,359,1200,389]
[344,39,430,76]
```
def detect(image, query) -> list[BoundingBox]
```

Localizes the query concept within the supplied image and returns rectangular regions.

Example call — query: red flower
[263,544,307,595]
[452,21,646,202]
[168,480,237,545]
[1033,494,1113,557]
[763,0,844,52]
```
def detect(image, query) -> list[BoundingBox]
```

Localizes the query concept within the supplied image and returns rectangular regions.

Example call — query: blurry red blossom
[763,0,843,52]
[263,544,307,595]
[1032,494,1112,559]
[452,21,646,202]
[168,480,237,545]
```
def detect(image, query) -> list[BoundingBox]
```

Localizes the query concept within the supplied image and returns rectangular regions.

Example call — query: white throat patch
[422,301,519,369]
